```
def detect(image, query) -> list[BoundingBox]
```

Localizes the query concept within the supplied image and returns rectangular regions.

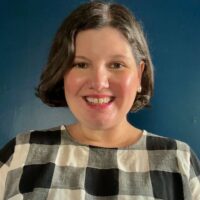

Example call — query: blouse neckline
[61,125,147,150]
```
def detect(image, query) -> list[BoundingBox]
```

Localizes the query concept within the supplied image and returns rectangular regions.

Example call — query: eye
[72,62,88,69]
[110,62,125,69]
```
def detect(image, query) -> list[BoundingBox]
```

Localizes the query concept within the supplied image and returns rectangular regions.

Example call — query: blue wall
[0,0,200,157]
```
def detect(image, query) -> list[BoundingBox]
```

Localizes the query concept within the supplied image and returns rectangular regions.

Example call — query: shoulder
[145,131,200,179]
[0,125,64,166]
[23,125,63,145]
[17,125,64,145]
[145,131,200,199]
[144,131,190,152]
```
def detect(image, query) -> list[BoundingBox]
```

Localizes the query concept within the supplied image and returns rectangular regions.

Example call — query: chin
[84,120,115,131]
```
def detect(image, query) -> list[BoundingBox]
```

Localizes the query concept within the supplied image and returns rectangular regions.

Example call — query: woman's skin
[64,26,144,148]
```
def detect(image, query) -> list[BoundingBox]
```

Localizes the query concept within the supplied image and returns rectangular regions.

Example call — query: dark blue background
[0,0,200,157]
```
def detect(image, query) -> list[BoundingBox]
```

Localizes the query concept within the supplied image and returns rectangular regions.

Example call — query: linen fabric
[0,125,200,200]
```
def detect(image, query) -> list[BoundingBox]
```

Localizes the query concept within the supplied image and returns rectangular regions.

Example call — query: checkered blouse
[0,125,200,199]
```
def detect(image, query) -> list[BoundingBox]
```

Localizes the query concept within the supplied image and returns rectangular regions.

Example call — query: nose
[88,66,109,91]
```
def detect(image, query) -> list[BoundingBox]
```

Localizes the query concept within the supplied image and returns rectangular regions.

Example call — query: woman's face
[64,26,144,130]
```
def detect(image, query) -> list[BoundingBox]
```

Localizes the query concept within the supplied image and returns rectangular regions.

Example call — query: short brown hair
[35,1,154,112]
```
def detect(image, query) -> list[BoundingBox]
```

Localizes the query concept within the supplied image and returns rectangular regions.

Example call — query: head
[35,1,154,112]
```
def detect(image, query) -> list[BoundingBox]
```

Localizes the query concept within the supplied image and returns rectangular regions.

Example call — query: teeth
[86,97,112,104]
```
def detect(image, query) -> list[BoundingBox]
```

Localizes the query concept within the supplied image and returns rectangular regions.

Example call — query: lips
[83,95,115,105]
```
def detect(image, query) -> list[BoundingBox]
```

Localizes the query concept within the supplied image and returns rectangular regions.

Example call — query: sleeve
[189,148,200,199]
[0,138,16,200]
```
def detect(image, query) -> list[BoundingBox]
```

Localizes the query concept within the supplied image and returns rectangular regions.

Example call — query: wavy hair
[35,1,154,112]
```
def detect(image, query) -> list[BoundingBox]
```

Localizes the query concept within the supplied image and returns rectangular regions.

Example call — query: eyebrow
[74,56,90,61]
[74,55,131,60]
[109,55,131,60]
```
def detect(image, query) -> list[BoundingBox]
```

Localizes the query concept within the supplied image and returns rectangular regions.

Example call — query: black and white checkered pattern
[0,125,200,199]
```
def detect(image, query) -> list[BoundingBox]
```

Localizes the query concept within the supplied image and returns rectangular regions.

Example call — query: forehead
[74,26,133,58]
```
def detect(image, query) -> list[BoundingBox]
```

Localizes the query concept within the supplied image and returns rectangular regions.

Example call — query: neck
[66,121,142,148]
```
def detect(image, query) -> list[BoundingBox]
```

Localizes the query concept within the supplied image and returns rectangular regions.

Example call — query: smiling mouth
[83,96,115,105]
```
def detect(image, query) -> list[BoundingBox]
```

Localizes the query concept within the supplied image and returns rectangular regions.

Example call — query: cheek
[64,71,84,96]
[117,74,139,96]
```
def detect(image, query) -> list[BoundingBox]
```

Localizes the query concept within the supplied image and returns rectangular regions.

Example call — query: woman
[0,1,199,199]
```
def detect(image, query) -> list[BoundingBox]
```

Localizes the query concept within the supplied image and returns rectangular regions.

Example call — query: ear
[138,60,145,81]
